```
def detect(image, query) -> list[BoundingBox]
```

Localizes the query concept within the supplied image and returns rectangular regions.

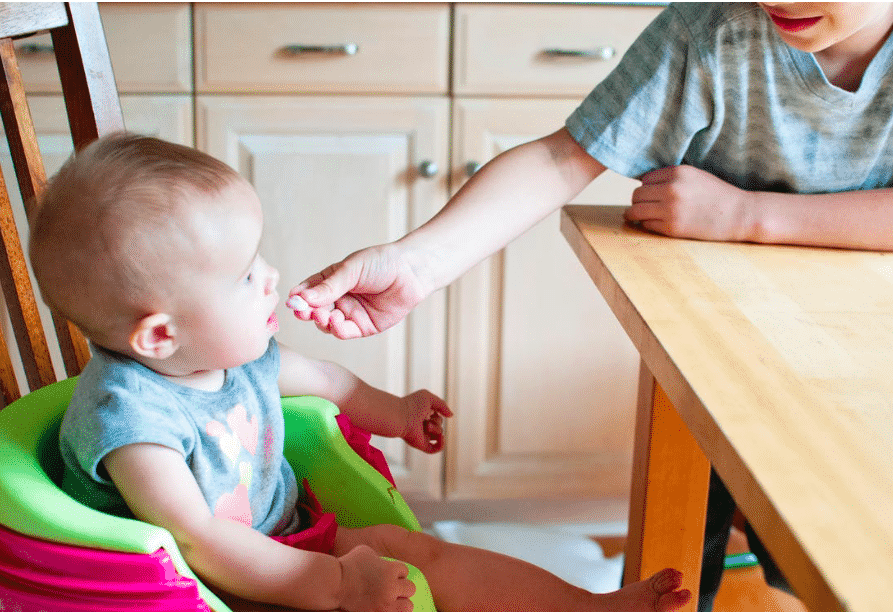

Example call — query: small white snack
[286,295,311,312]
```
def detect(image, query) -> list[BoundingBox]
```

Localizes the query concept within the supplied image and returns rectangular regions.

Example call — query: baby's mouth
[267,312,279,333]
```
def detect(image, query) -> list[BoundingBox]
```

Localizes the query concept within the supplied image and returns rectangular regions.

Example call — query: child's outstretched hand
[338,544,415,612]
[400,390,452,453]
[288,242,429,339]
[626,165,758,242]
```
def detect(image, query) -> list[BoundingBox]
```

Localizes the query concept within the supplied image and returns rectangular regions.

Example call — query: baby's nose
[266,266,280,293]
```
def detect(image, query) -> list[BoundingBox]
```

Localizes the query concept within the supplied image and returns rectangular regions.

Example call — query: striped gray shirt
[566,3,893,194]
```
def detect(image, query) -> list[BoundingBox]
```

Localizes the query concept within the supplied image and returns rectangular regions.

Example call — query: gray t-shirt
[566,2,893,193]
[60,339,300,536]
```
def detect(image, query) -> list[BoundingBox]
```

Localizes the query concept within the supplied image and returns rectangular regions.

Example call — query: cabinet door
[16,3,192,94]
[447,98,640,499]
[198,96,448,498]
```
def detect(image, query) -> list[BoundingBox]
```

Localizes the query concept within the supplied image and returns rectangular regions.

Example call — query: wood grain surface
[561,204,893,612]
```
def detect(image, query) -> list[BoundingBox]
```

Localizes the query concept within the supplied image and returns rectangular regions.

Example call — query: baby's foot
[594,568,691,612]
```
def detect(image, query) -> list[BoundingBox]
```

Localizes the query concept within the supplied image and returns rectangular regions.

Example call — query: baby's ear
[130,313,179,360]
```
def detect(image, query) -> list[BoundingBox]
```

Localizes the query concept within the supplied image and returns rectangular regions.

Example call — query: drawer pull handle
[16,43,55,57]
[279,44,359,56]
[541,46,615,60]
[417,160,438,179]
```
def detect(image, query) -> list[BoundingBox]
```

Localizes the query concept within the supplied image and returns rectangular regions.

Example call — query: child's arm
[277,342,452,452]
[626,165,893,250]
[103,443,415,611]
[291,127,606,339]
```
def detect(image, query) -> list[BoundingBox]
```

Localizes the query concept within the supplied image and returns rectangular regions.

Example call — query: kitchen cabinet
[13,2,665,522]
[447,4,661,502]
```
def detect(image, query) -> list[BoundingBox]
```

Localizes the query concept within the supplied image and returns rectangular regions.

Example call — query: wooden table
[561,205,893,612]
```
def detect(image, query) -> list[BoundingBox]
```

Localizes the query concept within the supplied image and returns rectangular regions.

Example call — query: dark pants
[698,469,792,611]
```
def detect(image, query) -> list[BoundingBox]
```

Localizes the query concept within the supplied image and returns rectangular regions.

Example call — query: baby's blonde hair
[29,132,240,346]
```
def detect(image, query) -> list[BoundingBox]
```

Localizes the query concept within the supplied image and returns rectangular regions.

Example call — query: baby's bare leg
[334,525,690,612]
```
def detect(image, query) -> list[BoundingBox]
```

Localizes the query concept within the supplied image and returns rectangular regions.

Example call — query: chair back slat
[0,3,68,40]
[0,166,56,395]
[52,3,124,149]
[0,38,45,214]
[52,316,91,378]
[0,2,124,400]
[0,37,88,381]
[0,304,21,407]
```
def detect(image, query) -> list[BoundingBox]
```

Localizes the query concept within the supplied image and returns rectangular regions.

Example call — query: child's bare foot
[593,568,691,612]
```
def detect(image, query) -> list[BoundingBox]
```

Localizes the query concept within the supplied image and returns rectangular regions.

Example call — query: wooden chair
[0,1,123,406]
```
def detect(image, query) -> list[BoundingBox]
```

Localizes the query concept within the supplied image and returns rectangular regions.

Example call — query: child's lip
[768,11,822,33]
[267,312,279,332]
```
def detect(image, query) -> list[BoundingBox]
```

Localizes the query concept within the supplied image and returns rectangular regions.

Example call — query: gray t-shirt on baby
[60,339,300,536]
[566,2,893,193]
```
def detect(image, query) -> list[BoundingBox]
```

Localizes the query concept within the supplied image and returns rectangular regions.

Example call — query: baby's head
[30,133,275,367]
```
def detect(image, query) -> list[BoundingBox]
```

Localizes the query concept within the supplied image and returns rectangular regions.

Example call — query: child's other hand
[626,165,757,242]
[400,390,452,453]
[338,545,415,612]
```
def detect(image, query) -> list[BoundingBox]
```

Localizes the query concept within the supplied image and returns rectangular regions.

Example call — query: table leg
[623,361,711,611]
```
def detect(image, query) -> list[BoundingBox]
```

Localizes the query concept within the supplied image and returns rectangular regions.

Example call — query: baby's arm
[103,442,414,611]
[626,165,893,250]
[277,342,451,452]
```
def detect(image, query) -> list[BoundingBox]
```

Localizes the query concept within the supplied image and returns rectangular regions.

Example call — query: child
[290,3,893,610]
[29,133,690,612]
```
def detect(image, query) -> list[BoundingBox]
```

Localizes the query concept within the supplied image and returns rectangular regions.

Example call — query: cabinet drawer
[454,3,663,97]
[15,3,192,93]
[195,3,450,94]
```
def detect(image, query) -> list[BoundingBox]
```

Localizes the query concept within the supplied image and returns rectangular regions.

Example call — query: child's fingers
[625,200,667,223]
[331,296,381,338]
[639,165,677,185]
[424,417,443,436]
[398,576,416,600]
[422,420,444,452]
[324,308,364,340]
[304,303,334,328]
[388,559,416,599]
[286,293,311,313]
[434,397,453,417]
[640,219,673,237]
[631,182,669,206]
[298,261,362,307]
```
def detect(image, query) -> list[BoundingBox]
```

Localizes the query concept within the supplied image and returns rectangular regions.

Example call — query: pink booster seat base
[0,524,209,611]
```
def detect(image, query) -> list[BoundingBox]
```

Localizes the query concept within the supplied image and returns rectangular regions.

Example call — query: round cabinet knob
[465,161,482,177]
[418,160,438,178]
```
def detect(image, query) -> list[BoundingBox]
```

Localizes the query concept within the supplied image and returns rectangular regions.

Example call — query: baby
[30,133,690,612]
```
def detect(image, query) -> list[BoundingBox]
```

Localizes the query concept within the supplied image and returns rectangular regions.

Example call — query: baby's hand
[401,390,452,454]
[338,545,415,612]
